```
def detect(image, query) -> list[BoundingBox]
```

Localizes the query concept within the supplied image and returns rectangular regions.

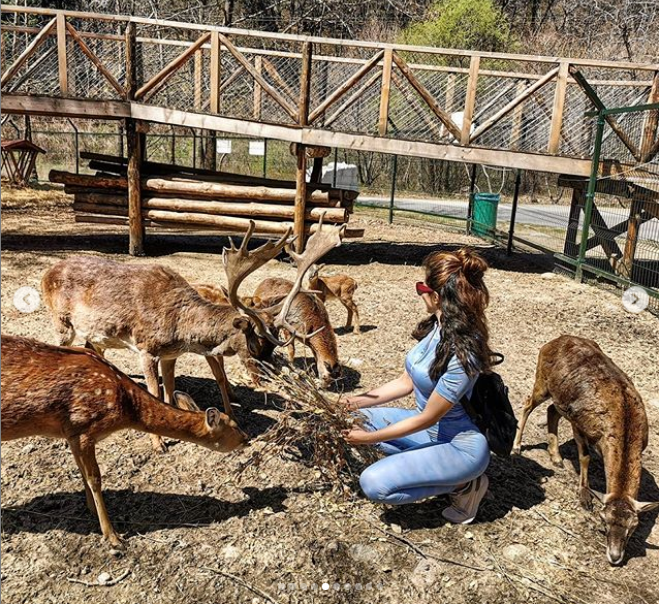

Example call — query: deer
[0,334,248,547]
[307,264,360,334]
[512,335,658,565]
[41,220,345,452]
[250,277,342,387]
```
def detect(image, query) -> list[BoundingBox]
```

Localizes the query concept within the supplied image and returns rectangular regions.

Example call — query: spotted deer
[0,335,247,547]
[42,221,344,451]
[512,335,658,565]
[308,264,360,333]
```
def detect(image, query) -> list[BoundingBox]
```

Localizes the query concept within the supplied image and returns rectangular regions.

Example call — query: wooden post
[56,13,68,95]
[510,80,526,149]
[640,71,659,161]
[548,61,569,154]
[378,48,393,136]
[210,31,221,113]
[461,56,480,145]
[253,56,263,120]
[194,49,203,110]
[310,156,324,183]
[563,187,584,258]
[618,194,644,279]
[294,41,313,252]
[126,119,145,256]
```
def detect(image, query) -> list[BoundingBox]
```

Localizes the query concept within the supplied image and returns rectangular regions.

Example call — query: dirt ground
[2,188,658,604]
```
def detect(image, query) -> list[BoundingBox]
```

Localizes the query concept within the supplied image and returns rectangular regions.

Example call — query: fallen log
[73,194,348,223]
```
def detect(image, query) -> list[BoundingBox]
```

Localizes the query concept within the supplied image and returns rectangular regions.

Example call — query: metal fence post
[332,147,338,188]
[389,154,398,224]
[466,164,477,234]
[507,169,522,255]
[575,111,606,282]
[263,139,268,178]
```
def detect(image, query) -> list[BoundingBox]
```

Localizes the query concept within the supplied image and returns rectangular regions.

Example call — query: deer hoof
[551,456,564,468]
[511,445,522,456]
[106,532,125,549]
[151,437,168,454]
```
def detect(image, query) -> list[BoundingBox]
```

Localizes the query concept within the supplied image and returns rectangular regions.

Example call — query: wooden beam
[309,49,384,124]
[209,31,221,113]
[461,56,479,144]
[253,55,263,120]
[1,16,56,88]
[56,13,68,95]
[136,32,210,101]
[0,94,130,119]
[568,66,643,161]
[470,67,559,143]
[324,70,381,128]
[548,61,569,154]
[640,71,659,162]
[194,48,203,110]
[125,22,137,100]
[378,48,393,136]
[262,58,297,106]
[218,32,298,121]
[563,187,584,257]
[129,101,596,175]
[390,71,442,138]
[392,52,462,140]
[65,22,125,98]
[126,118,144,255]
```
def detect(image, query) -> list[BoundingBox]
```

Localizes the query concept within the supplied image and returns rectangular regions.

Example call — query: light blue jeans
[357,407,490,505]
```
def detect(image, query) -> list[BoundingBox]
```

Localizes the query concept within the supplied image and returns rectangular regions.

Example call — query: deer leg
[572,425,592,509]
[160,358,176,405]
[69,440,96,514]
[52,316,75,346]
[69,436,122,547]
[512,379,550,455]
[206,356,236,419]
[140,351,167,453]
[547,404,564,467]
[346,301,360,333]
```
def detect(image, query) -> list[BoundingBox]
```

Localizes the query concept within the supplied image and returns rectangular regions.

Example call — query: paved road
[359,196,659,239]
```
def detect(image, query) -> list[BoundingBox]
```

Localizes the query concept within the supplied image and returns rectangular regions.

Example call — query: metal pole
[389,154,398,224]
[576,111,606,282]
[67,118,79,175]
[263,139,267,178]
[507,169,522,255]
[332,147,338,187]
[192,129,197,169]
[467,163,477,234]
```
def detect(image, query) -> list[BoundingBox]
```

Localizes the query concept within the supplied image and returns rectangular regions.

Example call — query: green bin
[471,192,500,237]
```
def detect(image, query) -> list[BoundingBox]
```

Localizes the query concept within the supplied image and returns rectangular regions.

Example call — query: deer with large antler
[41,220,344,452]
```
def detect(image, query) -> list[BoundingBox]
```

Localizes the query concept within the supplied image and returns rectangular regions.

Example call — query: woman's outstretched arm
[344,370,414,410]
[344,390,453,444]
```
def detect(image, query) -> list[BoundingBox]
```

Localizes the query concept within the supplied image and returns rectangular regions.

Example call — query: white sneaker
[441,474,489,524]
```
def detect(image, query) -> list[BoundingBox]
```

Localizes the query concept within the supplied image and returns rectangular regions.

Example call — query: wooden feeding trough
[1,139,45,186]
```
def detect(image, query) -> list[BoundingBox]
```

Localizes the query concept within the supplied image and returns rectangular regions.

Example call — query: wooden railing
[2,4,658,172]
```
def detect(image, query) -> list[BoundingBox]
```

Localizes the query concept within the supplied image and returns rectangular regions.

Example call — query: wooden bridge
[2,5,658,254]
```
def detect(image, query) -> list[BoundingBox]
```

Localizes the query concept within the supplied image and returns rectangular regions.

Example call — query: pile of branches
[235,361,381,497]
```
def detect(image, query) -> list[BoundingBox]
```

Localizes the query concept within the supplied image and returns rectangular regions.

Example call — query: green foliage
[400,0,512,53]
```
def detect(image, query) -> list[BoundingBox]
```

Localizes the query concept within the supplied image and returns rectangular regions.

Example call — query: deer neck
[132,388,207,443]
[177,300,237,350]
[602,435,643,499]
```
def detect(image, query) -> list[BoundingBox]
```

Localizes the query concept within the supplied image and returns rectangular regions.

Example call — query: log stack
[51,152,363,238]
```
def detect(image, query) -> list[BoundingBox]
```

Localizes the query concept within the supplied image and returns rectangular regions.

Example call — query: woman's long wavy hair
[412,248,494,381]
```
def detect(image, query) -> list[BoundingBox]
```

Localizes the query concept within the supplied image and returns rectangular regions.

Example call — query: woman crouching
[343,248,493,523]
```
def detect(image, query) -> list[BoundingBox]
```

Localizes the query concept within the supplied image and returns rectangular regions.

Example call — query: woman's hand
[341,397,359,411]
[342,428,375,445]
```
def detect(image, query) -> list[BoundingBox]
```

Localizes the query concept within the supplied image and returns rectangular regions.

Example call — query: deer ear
[232,316,251,332]
[172,391,200,411]
[205,407,224,428]
[634,500,659,513]
[588,487,607,503]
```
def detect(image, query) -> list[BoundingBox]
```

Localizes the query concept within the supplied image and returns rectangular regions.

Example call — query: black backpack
[460,354,518,457]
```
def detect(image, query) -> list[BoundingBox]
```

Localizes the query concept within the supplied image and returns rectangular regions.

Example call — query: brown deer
[0,335,247,547]
[251,277,342,387]
[41,221,344,451]
[308,264,360,334]
[512,335,658,565]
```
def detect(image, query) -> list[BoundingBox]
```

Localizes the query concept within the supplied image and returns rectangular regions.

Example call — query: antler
[222,221,295,346]
[273,214,346,337]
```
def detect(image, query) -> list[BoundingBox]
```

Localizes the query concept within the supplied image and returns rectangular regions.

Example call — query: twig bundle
[234,362,381,496]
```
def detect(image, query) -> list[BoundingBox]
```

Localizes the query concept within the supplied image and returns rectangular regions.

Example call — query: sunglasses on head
[415,281,434,296]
